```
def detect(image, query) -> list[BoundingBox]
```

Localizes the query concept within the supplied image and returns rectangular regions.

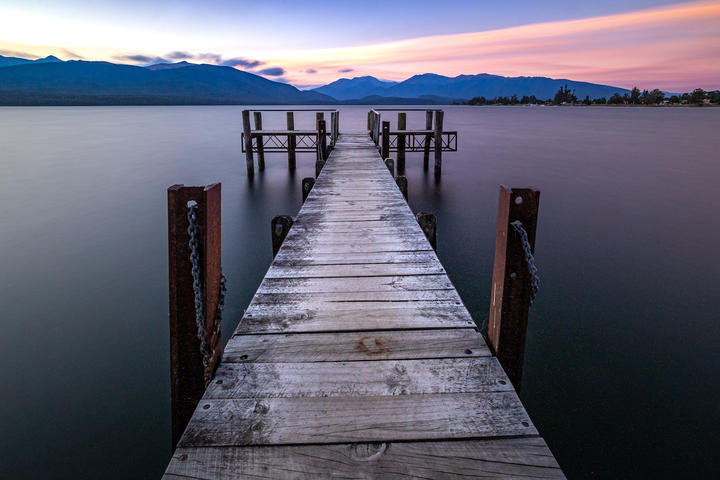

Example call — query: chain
[511,220,539,304]
[186,201,227,382]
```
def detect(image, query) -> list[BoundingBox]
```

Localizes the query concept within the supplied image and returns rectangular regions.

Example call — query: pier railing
[368,108,457,176]
[241,109,339,178]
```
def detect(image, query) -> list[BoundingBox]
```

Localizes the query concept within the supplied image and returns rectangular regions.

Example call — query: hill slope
[311,76,397,100]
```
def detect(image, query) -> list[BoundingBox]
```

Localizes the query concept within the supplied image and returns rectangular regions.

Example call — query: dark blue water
[0,105,718,479]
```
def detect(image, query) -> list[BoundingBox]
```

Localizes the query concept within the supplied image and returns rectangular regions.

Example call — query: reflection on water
[0,105,718,478]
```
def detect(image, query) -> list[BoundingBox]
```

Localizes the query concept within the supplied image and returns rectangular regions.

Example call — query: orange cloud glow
[276,1,720,91]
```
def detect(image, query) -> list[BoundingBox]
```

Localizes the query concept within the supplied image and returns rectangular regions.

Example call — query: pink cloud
[277,1,720,91]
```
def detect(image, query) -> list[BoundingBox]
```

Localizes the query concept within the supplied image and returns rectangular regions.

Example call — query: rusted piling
[416,212,437,251]
[397,112,406,173]
[271,215,294,257]
[167,183,223,448]
[287,112,296,170]
[434,110,444,178]
[302,177,315,203]
[396,175,408,201]
[488,186,540,390]
[423,110,433,170]
[253,111,265,171]
[381,121,390,159]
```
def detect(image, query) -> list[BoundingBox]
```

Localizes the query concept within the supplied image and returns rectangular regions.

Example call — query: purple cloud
[258,67,285,76]
[221,58,264,68]
[113,54,169,64]
[338,68,354,73]
[166,51,193,60]
[306,68,318,74]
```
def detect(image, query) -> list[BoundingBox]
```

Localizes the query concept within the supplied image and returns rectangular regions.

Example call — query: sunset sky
[1,0,718,91]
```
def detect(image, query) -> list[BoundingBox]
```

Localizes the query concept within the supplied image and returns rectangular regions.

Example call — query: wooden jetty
[164,115,562,478]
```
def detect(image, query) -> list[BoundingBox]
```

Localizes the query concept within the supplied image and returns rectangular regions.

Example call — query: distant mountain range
[0,55,630,105]
[311,73,630,101]
[0,57,332,105]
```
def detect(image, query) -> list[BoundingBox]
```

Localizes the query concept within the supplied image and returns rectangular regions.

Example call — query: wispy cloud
[257,67,285,76]
[221,57,263,68]
[338,68,354,73]
[0,48,37,59]
[113,54,168,64]
[60,48,84,60]
[271,0,720,91]
[305,68,317,74]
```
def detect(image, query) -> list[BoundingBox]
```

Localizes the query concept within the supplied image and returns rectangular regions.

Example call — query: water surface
[0,105,718,479]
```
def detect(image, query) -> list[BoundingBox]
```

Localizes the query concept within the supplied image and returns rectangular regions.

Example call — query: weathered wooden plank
[238,303,475,334]
[257,274,454,293]
[178,392,537,446]
[206,357,507,399]
[250,290,461,304]
[265,262,445,279]
[271,250,439,266]
[165,438,564,480]
[224,329,488,363]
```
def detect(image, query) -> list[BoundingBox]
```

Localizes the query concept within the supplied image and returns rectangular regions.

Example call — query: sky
[0,0,718,91]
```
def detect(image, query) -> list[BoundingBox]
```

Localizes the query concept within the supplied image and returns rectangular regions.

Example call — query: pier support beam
[381,121,390,160]
[287,112,296,170]
[423,110,433,170]
[397,113,406,173]
[384,158,395,176]
[302,177,315,203]
[316,120,327,177]
[488,186,540,390]
[271,215,294,257]
[253,111,265,171]
[415,212,437,251]
[242,110,254,179]
[434,110,444,178]
[167,183,223,448]
[396,175,408,201]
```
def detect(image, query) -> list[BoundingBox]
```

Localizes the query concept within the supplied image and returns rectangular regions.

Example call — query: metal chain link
[511,220,539,304]
[187,201,227,381]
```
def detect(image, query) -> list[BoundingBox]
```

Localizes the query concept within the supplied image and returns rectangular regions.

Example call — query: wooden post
[316,111,324,129]
[375,113,381,146]
[367,111,372,132]
[330,111,336,145]
[434,110,444,178]
[168,183,222,448]
[241,110,254,179]
[423,110,433,170]
[396,175,408,201]
[488,187,540,391]
[253,111,265,171]
[415,212,437,251]
[271,215,294,257]
[302,177,315,203]
[384,158,395,176]
[287,111,296,171]
[381,121,390,160]
[397,112,406,174]
[319,119,327,160]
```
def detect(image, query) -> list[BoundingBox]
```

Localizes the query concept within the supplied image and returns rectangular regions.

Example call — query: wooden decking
[163,133,564,479]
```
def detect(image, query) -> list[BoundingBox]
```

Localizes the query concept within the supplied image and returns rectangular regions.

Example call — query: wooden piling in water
[423,110,433,170]
[271,215,294,257]
[397,112,406,174]
[384,157,395,176]
[302,177,315,203]
[167,183,222,449]
[381,121,390,160]
[241,110,254,178]
[316,112,324,129]
[434,110,444,178]
[415,212,437,251]
[396,175,408,201]
[253,111,265,171]
[316,120,327,177]
[287,112,296,170]
[488,186,540,390]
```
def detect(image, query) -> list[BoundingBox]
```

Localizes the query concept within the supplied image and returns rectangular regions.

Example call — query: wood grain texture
[224,329,488,363]
[178,391,537,446]
[165,438,564,479]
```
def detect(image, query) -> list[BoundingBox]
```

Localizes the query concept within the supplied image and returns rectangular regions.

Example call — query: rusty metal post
[488,186,540,391]
[384,157,395,176]
[302,177,315,203]
[241,110,254,179]
[381,121,390,160]
[423,110,433,170]
[397,112,406,174]
[168,183,222,448]
[287,111,296,171]
[253,111,265,171]
[396,175,408,201]
[415,212,437,251]
[434,110,444,178]
[271,215,294,257]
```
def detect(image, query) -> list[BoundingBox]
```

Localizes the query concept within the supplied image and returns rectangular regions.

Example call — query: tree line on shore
[462,85,720,106]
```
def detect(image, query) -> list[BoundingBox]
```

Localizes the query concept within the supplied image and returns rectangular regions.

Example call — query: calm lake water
[0,105,718,479]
